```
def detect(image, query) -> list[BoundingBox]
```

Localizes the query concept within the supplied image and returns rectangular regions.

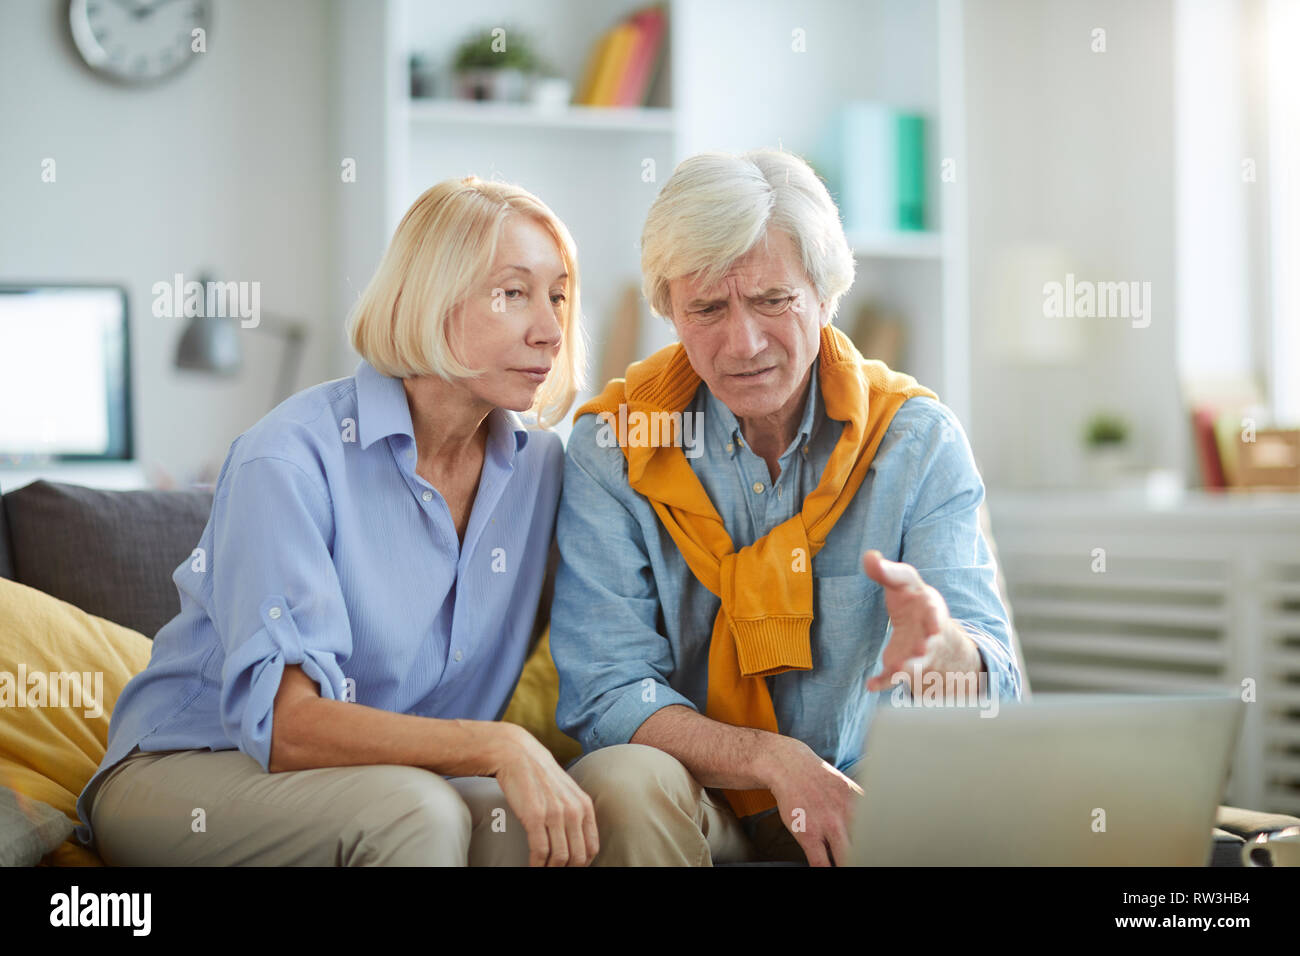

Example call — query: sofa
[1,477,1296,866]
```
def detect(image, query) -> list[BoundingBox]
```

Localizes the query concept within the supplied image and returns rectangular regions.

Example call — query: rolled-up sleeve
[550,416,697,752]
[898,402,1023,701]
[209,455,353,771]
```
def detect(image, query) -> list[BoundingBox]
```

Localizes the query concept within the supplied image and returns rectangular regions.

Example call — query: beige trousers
[89,747,530,866]
[567,743,808,866]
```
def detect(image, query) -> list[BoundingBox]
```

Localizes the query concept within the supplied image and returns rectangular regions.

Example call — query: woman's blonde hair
[640,148,855,324]
[347,175,585,428]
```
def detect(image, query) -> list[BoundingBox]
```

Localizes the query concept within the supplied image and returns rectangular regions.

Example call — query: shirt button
[752,481,765,494]
[454,649,463,662]
[725,442,734,453]
[802,445,810,455]
[422,490,433,501]
[268,606,282,620]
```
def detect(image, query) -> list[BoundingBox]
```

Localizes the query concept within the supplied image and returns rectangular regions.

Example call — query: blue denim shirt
[74,359,563,848]
[551,361,1022,783]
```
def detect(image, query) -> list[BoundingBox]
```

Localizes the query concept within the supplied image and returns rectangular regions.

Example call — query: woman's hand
[487,723,600,866]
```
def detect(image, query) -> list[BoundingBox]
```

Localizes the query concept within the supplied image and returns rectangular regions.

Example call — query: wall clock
[69,0,211,84]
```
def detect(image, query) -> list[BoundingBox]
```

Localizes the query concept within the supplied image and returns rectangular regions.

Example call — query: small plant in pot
[1082,412,1133,488]
[452,26,545,102]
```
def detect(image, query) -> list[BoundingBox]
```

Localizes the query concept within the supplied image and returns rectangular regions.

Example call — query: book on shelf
[1191,405,1227,490]
[576,5,667,108]
[1214,412,1243,487]
[821,101,925,238]
[821,102,929,235]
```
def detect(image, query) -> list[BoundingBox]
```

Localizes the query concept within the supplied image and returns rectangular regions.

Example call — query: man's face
[667,227,829,424]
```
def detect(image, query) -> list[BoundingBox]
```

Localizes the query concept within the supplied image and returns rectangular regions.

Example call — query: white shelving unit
[334,0,973,430]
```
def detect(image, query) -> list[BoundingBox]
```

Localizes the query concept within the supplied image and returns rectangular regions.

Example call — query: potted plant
[1082,412,1133,488]
[452,26,545,102]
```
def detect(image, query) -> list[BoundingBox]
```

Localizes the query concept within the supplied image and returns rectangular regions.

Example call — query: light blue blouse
[75,359,563,848]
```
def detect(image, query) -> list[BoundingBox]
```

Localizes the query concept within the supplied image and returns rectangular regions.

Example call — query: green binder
[895,113,926,231]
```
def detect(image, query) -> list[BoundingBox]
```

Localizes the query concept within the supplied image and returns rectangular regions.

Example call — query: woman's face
[446,214,567,413]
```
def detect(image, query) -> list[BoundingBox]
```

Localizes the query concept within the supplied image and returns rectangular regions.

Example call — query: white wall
[1173,0,1253,385]
[0,0,337,485]
[964,0,1184,490]
[331,0,403,387]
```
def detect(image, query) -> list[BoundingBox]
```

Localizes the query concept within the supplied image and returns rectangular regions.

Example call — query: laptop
[847,691,1244,865]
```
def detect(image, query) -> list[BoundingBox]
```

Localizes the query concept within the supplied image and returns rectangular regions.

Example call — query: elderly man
[551,148,1022,866]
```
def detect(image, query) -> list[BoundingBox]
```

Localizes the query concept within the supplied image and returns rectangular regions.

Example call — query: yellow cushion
[0,577,152,866]
[501,626,582,766]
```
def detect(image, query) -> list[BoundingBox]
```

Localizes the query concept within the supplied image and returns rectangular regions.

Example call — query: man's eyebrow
[684,285,793,307]
[497,265,569,281]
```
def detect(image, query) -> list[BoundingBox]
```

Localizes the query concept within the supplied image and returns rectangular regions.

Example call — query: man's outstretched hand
[861,549,982,693]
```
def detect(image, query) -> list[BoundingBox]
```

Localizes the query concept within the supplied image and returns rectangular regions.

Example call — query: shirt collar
[354,359,529,458]
[703,360,822,459]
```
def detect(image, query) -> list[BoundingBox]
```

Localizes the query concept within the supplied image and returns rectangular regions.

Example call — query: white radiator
[987,490,1300,814]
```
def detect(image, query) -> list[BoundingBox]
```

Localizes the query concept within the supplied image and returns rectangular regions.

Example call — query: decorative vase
[1084,444,1133,489]
[528,76,573,112]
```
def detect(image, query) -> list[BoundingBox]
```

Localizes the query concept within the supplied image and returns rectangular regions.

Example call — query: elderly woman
[74,176,598,866]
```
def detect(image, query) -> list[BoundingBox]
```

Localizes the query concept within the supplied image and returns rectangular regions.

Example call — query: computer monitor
[0,283,133,462]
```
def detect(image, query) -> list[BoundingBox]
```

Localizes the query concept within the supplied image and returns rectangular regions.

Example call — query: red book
[1192,405,1227,490]
[614,7,666,107]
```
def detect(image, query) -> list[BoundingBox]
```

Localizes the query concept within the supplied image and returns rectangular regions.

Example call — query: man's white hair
[640,148,856,323]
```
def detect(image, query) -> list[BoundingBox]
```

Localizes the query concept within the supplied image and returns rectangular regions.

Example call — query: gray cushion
[4,480,213,638]
[0,786,74,867]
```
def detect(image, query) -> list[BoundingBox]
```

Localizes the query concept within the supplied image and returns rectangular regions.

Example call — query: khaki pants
[89,747,530,866]
[567,743,808,866]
